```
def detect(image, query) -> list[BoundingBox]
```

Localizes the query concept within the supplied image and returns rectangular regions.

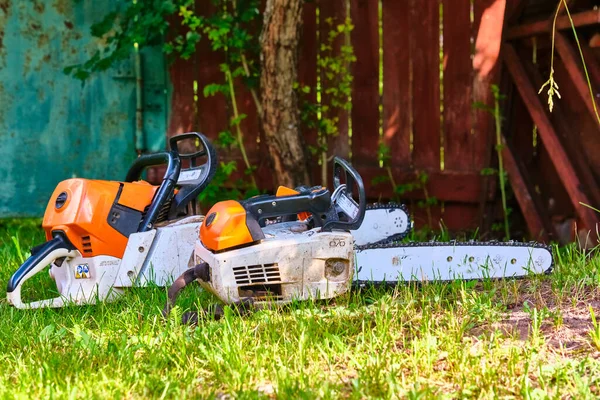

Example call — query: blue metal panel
[0,1,169,217]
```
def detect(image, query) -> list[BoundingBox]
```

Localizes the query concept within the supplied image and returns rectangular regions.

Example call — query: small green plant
[588,305,600,350]
[198,135,261,207]
[523,301,550,347]
[180,0,261,189]
[297,15,355,187]
[474,84,510,240]
[375,143,438,228]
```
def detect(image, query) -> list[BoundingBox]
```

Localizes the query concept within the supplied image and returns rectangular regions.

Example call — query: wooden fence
[165,0,513,233]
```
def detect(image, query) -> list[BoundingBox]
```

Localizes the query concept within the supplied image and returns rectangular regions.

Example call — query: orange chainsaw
[6,132,217,308]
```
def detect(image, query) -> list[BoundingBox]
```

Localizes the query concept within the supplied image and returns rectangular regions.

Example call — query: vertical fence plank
[168,56,197,136]
[350,0,380,167]
[382,0,411,167]
[442,0,474,171]
[472,0,506,229]
[298,1,319,185]
[234,77,262,178]
[195,4,228,142]
[472,0,505,170]
[320,0,350,166]
[167,12,197,137]
[410,0,440,171]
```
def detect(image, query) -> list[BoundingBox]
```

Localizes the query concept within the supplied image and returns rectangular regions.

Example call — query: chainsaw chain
[358,204,553,272]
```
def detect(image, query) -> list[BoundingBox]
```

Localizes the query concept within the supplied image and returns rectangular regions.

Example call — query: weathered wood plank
[408,203,480,231]
[472,0,506,231]
[555,32,600,127]
[298,1,319,185]
[350,0,380,166]
[503,43,598,231]
[195,8,228,142]
[506,8,600,39]
[523,55,600,207]
[320,0,350,163]
[443,0,474,171]
[167,10,198,137]
[167,55,197,136]
[382,0,411,167]
[472,0,506,170]
[581,44,600,88]
[501,136,551,241]
[410,0,440,170]
[438,204,480,231]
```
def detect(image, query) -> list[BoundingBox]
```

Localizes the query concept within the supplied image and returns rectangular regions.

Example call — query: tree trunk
[259,0,310,188]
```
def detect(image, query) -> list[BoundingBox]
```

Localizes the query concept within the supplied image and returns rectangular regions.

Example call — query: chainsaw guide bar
[351,202,412,246]
[354,239,553,284]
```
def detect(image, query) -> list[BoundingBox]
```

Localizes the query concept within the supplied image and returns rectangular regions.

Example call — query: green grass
[2,220,600,398]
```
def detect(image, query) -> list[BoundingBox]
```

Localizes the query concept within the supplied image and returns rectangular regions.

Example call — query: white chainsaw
[5,133,411,309]
[162,156,553,319]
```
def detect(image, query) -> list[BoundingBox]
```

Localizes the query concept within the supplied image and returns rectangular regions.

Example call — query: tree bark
[260,0,310,188]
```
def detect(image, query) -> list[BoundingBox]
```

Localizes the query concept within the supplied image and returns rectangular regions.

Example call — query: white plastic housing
[194,222,355,305]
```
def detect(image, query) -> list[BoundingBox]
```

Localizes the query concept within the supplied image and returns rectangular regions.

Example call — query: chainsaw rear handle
[6,232,78,309]
[321,157,366,232]
[242,189,332,226]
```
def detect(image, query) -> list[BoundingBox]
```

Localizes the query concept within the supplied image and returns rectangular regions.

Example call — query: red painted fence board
[382,0,411,168]
[349,0,380,168]
[410,0,440,171]
[442,0,474,172]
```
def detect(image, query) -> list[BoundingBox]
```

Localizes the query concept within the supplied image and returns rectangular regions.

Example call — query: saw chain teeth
[365,202,409,212]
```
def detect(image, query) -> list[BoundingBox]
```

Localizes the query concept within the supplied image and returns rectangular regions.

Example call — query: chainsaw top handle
[124,132,218,229]
[321,156,366,232]
[167,132,218,219]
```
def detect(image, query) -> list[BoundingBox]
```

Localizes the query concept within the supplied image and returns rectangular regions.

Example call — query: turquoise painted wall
[0,0,169,217]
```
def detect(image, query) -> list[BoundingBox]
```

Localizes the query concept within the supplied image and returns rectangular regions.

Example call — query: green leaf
[203,83,226,97]
[230,114,247,126]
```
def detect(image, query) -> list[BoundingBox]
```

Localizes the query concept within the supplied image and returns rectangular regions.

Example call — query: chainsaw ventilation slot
[233,263,281,285]
[81,236,93,254]
[238,284,283,300]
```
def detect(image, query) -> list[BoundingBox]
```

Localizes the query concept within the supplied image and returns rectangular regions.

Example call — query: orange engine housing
[42,178,158,258]
[200,200,263,252]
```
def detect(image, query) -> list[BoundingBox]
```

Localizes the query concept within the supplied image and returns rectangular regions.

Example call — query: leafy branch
[65,0,262,193]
